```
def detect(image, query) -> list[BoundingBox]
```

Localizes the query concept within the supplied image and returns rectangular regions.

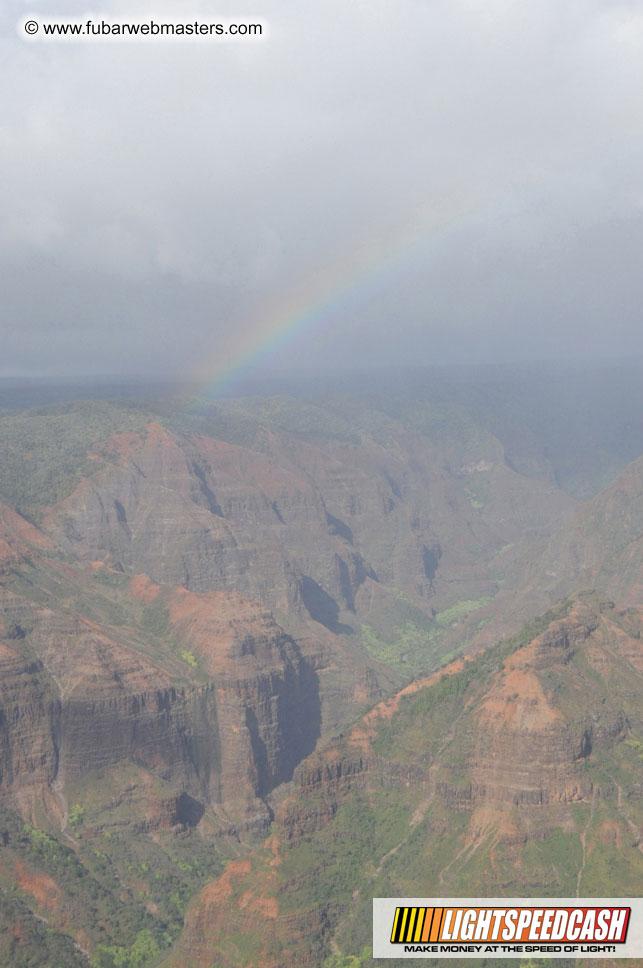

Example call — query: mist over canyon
[0,365,641,967]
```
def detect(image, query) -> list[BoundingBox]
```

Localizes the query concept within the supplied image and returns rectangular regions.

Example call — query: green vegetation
[0,810,163,959]
[68,803,85,830]
[94,929,163,968]
[183,390,502,463]
[173,394,362,447]
[0,401,150,521]
[0,793,233,968]
[323,949,372,968]
[361,621,443,678]
[220,396,360,443]
[361,596,492,680]
[2,376,643,966]
[238,597,641,966]
[434,597,492,628]
[0,891,89,968]
[388,399,491,458]
[463,484,484,511]
[141,597,171,638]
[373,600,573,758]
[360,588,442,679]
[278,791,414,915]
[519,828,582,895]
[22,824,59,859]
[94,568,129,588]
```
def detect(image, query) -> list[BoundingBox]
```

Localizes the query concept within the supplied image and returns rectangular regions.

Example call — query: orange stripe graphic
[421,907,435,943]
[430,907,444,942]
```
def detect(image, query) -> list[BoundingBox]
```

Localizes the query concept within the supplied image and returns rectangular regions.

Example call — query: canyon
[0,381,641,967]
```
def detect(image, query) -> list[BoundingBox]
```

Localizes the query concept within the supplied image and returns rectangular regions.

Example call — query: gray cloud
[2,0,643,377]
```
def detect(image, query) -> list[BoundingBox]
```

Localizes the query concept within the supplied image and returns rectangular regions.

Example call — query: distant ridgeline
[0,367,641,967]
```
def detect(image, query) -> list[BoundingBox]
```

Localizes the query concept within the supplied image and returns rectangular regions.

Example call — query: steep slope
[0,533,333,965]
[456,453,643,654]
[0,553,327,826]
[518,454,643,605]
[3,389,628,968]
[0,501,52,573]
[0,393,582,694]
[167,595,643,967]
[31,408,574,684]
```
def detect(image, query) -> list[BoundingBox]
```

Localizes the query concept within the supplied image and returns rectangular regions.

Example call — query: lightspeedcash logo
[373,898,643,958]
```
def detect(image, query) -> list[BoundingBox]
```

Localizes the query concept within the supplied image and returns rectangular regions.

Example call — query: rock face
[454,603,628,812]
[0,392,641,966]
[0,410,576,811]
[378,596,639,818]
[0,567,321,827]
[165,587,322,801]
[458,452,643,654]
[168,595,643,967]
[0,502,52,573]
[284,599,635,824]
[0,638,59,818]
[43,421,573,634]
[522,454,643,605]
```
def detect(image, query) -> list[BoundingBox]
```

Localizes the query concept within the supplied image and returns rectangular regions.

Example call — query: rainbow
[187,186,502,398]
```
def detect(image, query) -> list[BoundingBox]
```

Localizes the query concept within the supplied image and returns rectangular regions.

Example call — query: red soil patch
[13,859,61,915]
[75,929,92,952]
[135,421,177,458]
[0,641,19,660]
[0,504,50,548]
[168,587,283,675]
[479,643,563,730]
[238,887,279,918]
[96,431,143,460]
[129,573,161,603]
[198,859,252,906]
[603,621,643,673]
[0,503,52,570]
[194,434,312,495]
[348,658,468,752]
[263,833,282,867]
[599,819,622,848]
[368,658,467,723]
[0,538,17,569]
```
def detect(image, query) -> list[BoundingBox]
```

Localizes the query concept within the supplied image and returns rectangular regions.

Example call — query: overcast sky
[2,0,643,381]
